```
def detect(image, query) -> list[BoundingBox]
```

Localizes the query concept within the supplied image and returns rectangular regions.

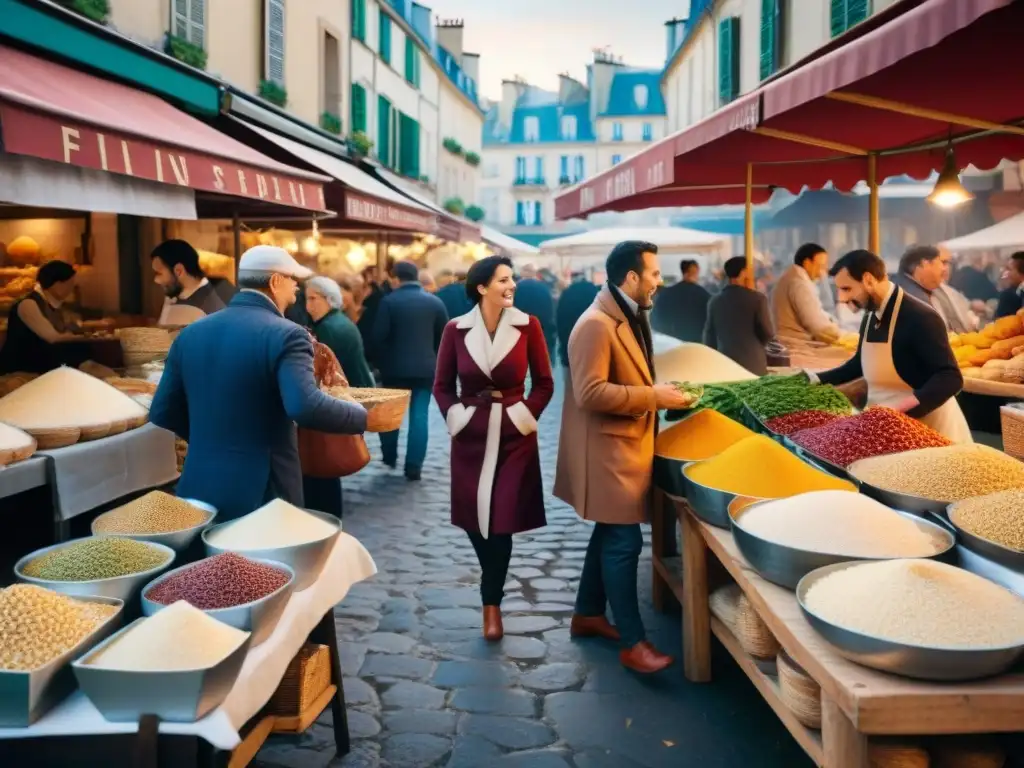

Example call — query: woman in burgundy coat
[433,255,554,641]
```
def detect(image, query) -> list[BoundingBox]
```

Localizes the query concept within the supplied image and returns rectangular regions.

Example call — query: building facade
[662,0,901,135]
[100,0,483,205]
[481,51,667,244]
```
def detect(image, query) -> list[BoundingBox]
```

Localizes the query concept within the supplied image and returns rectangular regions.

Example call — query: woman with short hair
[306,276,374,389]
[433,255,554,641]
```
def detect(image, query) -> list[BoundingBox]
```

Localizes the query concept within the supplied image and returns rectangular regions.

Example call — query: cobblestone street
[255,372,812,768]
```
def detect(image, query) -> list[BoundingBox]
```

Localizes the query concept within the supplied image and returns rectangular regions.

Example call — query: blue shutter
[642,123,653,141]
[534,157,544,183]
[516,201,525,226]
[613,122,623,141]
[718,16,740,105]
[574,155,584,181]
[533,201,542,225]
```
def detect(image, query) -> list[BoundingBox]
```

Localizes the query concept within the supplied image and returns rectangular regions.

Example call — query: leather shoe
[619,641,673,674]
[482,606,503,641]
[570,614,621,642]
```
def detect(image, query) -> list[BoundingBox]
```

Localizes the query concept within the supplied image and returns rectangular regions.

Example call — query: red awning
[0,45,330,213]
[375,168,482,243]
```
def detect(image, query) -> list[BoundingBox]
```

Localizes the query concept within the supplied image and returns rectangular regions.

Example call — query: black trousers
[302,476,343,520]
[467,531,513,606]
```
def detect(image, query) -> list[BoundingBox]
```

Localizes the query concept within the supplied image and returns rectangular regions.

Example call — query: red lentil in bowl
[144,553,290,610]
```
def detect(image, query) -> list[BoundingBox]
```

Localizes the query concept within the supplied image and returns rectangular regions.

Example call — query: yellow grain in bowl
[687,434,856,498]
[655,409,755,461]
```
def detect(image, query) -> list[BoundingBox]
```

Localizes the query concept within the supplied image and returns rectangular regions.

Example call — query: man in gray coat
[704,256,774,375]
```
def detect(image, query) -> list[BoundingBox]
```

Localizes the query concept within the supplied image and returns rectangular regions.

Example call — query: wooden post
[822,697,869,768]
[232,212,242,282]
[744,163,755,276]
[682,508,712,682]
[867,154,880,256]
[651,489,668,612]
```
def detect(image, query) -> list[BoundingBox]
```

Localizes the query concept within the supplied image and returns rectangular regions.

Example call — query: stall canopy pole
[232,212,242,282]
[744,163,755,279]
[867,153,880,256]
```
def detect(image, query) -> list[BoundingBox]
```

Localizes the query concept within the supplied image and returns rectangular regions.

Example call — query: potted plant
[347,131,374,158]
[320,112,342,135]
[465,205,485,222]
[464,152,481,167]
[258,80,288,107]
[443,197,466,215]
[442,137,464,156]
[56,0,109,23]
[164,34,207,69]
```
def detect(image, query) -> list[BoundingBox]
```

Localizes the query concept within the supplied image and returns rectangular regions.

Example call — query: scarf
[608,282,656,381]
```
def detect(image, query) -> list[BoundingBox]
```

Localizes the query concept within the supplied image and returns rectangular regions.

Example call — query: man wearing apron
[810,249,971,443]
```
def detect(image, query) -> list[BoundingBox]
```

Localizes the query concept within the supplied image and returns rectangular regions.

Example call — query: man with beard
[811,249,969,443]
[151,240,228,325]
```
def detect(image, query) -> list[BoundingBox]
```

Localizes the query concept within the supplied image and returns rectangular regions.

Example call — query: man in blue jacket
[372,260,449,480]
[149,246,368,521]
[513,263,556,361]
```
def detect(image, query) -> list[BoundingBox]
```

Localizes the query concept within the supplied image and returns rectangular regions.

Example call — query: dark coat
[372,282,449,388]
[357,283,389,364]
[436,282,473,321]
[149,291,368,521]
[433,306,553,536]
[650,280,710,343]
[514,278,556,356]
[313,309,375,388]
[995,286,1023,319]
[555,281,599,367]
[703,284,774,375]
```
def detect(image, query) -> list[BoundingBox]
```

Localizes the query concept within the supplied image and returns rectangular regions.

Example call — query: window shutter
[174,0,205,47]
[352,0,365,41]
[759,0,776,80]
[559,155,568,179]
[265,0,285,85]
[830,0,847,37]
[534,201,542,225]
[718,16,740,105]
[574,155,584,180]
[405,37,415,83]
[379,11,391,63]
[351,84,366,132]
[398,113,420,177]
[846,0,869,27]
[377,95,391,166]
[516,201,525,226]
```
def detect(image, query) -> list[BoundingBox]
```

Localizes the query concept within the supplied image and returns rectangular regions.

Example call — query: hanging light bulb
[927,143,974,209]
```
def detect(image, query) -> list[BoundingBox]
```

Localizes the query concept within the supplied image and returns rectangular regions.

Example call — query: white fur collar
[455,305,530,377]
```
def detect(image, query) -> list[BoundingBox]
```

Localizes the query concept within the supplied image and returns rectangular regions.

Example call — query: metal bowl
[201,508,341,591]
[848,473,950,516]
[788,444,851,481]
[91,499,218,552]
[796,560,1024,681]
[731,501,955,589]
[15,538,176,603]
[683,462,769,528]
[947,503,1024,573]
[72,617,251,723]
[654,411,732,498]
[0,595,124,727]
[141,557,295,647]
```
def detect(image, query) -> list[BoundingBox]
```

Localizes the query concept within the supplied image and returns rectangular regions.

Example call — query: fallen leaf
[663,741,675,747]
[625,718,632,728]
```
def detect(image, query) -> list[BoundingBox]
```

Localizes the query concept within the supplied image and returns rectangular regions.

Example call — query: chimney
[558,73,588,105]
[435,17,464,59]
[410,3,432,43]
[664,17,688,62]
[500,77,526,132]
[589,48,622,121]
[461,52,480,84]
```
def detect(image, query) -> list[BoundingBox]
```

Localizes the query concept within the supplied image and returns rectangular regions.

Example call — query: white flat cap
[238,245,313,280]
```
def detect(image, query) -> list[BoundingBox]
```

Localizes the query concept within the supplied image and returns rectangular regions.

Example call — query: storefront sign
[556,141,675,220]
[0,103,327,212]
[345,193,436,232]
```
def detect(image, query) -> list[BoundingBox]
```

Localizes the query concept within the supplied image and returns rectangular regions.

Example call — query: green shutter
[831,0,869,37]
[404,37,415,84]
[351,0,365,42]
[830,0,846,37]
[351,83,366,133]
[377,95,391,166]
[846,0,869,27]
[718,17,740,105]
[759,0,776,80]
[379,11,391,63]
[398,113,420,178]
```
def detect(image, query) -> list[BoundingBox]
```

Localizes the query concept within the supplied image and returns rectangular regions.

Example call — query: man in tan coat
[554,241,691,674]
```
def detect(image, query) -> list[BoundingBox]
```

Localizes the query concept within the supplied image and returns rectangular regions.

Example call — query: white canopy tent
[538,226,731,278]
[478,225,539,258]
[942,211,1024,252]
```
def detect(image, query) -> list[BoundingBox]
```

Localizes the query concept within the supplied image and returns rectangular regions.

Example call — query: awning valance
[0,45,329,215]
[374,169,481,242]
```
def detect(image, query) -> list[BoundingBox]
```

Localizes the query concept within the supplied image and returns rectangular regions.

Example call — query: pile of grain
[739,491,941,558]
[88,601,247,671]
[0,421,35,457]
[950,490,1024,551]
[850,444,1024,502]
[0,366,146,430]
[206,499,337,551]
[654,409,754,461]
[687,435,856,498]
[146,553,290,609]
[804,559,1024,648]
[94,491,210,535]
[22,538,170,581]
[653,343,757,386]
[0,585,119,671]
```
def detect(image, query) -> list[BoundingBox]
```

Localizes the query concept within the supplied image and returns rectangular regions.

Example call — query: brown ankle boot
[482,606,503,641]
[570,614,621,642]
[619,641,673,674]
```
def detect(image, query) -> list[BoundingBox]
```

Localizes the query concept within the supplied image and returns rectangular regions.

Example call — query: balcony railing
[513,177,547,187]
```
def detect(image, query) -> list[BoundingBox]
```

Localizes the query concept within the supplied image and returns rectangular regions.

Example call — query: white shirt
[873,282,897,324]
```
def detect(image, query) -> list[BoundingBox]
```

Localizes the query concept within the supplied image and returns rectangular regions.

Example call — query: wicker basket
[105,377,158,396]
[0,372,38,398]
[1000,405,1024,460]
[708,584,780,660]
[118,327,177,366]
[266,644,332,717]
[326,387,411,433]
[930,736,1006,768]
[870,740,930,768]
[777,649,821,729]
[175,438,188,473]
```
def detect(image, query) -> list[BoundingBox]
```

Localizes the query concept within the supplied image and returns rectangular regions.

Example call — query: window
[532,156,544,182]
[483,162,500,179]
[264,0,285,86]
[830,0,869,37]
[514,156,526,182]
[351,0,366,42]
[377,95,395,168]
[351,83,367,132]
[532,201,543,226]
[379,10,392,64]
[560,115,577,141]
[612,122,623,142]
[398,113,420,178]
[523,116,540,142]
[718,16,741,105]
[633,85,649,110]
[760,0,786,80]
[611,154,622,166]
[642,122,653,141]
[573,155,584,181]
[323,31,340,116]
[404,36,421,87]
[515,201,526,226]
[559,155,569,182]
[172,0,205,47]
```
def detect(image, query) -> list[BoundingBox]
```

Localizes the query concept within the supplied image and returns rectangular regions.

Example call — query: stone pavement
[254,371,812,768]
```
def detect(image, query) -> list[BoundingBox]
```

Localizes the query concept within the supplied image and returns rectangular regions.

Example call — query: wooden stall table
[658,501,1024,768]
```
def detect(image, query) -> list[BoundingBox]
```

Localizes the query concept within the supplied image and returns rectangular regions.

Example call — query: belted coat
[433,305,554,538]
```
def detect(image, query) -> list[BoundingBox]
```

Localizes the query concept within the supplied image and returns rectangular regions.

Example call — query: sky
[424,0,681,100]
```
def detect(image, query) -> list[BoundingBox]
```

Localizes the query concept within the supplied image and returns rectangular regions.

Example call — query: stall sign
[345,192,437,232]
[557,140,676,220]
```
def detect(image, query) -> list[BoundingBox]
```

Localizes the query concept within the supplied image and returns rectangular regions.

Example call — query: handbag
[297,339,371,478]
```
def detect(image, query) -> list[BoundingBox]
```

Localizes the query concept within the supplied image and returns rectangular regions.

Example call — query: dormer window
[633,84,649,110]
[560,115,577,140]
[524,116,540,142]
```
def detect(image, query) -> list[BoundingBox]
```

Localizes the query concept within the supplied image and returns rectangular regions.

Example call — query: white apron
[862,287,973,444]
